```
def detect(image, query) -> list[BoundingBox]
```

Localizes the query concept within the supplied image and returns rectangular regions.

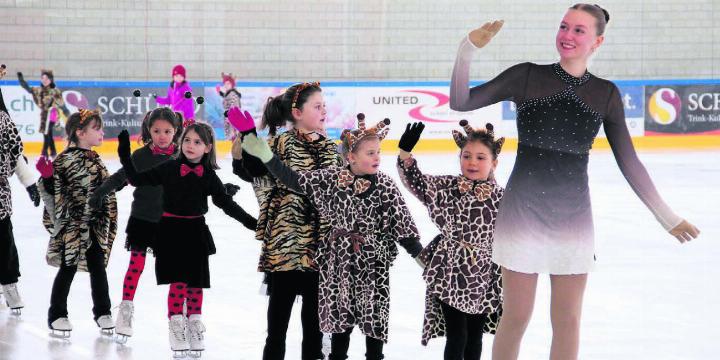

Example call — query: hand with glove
[226,107,257,137]
[398,122,425,160]
[242,134,274,163]
[118,129,131,161]
[36,156,53,179]
[49,108,59,124]
[224,183,241,196]
[88,190,105,211]
[468,20,504,49]
[26,184,40,207]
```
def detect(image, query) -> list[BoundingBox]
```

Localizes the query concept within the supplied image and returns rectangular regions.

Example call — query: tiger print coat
[0,111,24,220]
[291,166,420,342]
[38,148,118,271]
[252,130,343,272]
[397,156,504,345]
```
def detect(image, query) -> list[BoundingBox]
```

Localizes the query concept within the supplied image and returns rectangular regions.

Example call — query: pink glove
[215,85,222,94]
[36,156,54,178]
[227,107,256,134]
[49,108,58,123]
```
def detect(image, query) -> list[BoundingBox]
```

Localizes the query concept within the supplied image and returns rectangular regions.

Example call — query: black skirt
[154,216,216,288]
[124,216,160,252]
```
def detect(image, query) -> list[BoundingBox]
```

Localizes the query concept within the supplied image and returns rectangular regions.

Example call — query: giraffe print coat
[397,156,503,345]
[293,166,421,342]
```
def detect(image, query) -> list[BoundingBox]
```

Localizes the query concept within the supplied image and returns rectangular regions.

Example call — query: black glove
[26,184,40,207]
[224,183,241,196]
[399,237,423,258]
[243,216,258,231]
[88,191,105,210]
[16,72,23,80]
[398,122,425,153]
[118,129,131,160]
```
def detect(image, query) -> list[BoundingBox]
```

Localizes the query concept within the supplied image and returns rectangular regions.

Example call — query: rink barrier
[4,79,720,154]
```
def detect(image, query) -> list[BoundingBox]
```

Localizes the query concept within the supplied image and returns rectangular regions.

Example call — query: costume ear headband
[78,109,100,125]
[341,113,391,152]
[452,120,505,156]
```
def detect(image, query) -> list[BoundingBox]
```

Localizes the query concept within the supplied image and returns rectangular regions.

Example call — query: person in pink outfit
[155,65,195,121]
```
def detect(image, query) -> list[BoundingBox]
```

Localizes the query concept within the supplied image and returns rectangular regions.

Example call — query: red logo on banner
[401,90,456,123]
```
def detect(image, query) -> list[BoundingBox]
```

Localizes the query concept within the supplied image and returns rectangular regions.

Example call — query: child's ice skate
[186,314,206,358]
[169,314,189,358]
[114,300,134,344]
[95,314,115,336]
[49,317,72,338]
[2,283,24,315]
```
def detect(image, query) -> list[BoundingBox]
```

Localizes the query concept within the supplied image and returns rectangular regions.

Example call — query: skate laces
[170,318,187,341]
[188,320,205,341]
[120,303,134,327]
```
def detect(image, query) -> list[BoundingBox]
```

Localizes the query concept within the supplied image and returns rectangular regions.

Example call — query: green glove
[242,134,273,163]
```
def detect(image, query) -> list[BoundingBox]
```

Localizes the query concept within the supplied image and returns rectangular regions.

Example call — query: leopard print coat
[38,148,118,271]
[295,166,420,342]
[0,111,24,220]
[397,156,503,345]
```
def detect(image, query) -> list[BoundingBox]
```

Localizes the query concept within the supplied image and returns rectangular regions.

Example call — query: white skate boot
[187,314,206,358]
[49,317,73,338]
[169,314,189,358]
[2,283,24,315]
[95,314,115,336]
[114,300,134,344]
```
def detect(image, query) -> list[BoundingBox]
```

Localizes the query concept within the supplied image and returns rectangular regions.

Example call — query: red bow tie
[180,163,204,177]
[151,144,176,156]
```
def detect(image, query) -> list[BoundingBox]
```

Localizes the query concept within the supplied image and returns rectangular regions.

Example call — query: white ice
[0,150,718,360]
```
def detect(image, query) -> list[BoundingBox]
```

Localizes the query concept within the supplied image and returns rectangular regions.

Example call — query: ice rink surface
[0,149,717,360]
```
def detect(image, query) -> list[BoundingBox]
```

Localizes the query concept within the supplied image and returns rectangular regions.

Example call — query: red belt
[162,212,202,219]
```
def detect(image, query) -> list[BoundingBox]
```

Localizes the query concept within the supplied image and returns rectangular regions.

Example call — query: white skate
[96,314,115,336]
[114,300,134,344]
[49,317,73,338]
[187,314,206,358]
[169,314,189,358]
[2,283,24,315]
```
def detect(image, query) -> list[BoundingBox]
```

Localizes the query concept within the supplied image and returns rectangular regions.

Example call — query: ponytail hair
[260,82,322,136]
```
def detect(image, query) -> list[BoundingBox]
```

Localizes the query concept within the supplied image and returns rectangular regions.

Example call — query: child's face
[76,119,104,148]
[459,141,497,181]
[347,138,381,176]
[149,119,176,149]
[291,92,326,134]
[173,74,185,83]
[223,80,233,90]
[182,129,211,163]
[40,74,51,87]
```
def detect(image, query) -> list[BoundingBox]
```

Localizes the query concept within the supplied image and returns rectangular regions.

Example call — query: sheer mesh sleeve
[603,84,682,231]
[449,35,531,111]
